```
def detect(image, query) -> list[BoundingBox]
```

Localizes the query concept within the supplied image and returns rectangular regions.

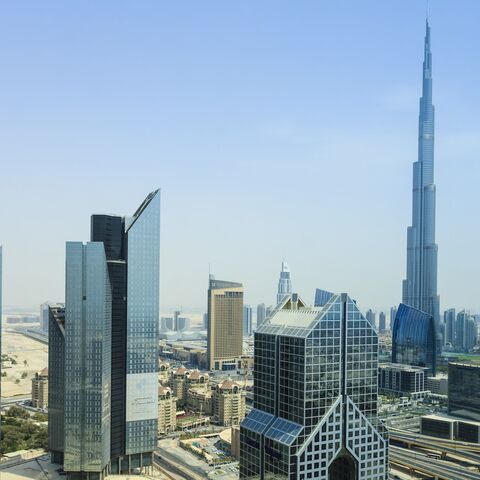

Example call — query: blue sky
[1,1,479,314]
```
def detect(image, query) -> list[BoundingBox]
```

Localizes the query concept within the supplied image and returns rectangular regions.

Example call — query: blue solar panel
[241,409,275,434]
[265,417,303,446]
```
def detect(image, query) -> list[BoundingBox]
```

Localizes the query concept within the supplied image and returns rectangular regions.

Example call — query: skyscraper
[392,303,436,375]
[240,293,388,479]
[401,20,440,338]
[49,190,160,477]
[444,308,456,345]
[40,301,50,333]
[243,305,253,336]
[366,309,376,329]
[256,303,266,329]
[207,275,243,370]
[314,288,334,307]
[276,260,292,305]
[390,306,398,331]
[456,310,477,352]
[64,242,112,476]
[378,312,386,332]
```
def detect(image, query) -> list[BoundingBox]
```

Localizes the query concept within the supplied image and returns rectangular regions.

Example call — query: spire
[423,18,432,80]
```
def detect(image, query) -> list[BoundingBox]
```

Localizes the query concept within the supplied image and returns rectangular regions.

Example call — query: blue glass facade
[392,303,436,375]
[125,190,160,456]
[64,242,112,475]
[313,288,334,307]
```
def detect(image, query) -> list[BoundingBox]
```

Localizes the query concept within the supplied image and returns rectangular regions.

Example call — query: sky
[1,1,480,315]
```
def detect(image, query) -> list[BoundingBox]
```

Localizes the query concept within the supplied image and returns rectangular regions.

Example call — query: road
[390,445,480,480]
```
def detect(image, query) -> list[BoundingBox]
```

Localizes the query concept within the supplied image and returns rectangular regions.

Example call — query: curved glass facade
[392,303,436,375]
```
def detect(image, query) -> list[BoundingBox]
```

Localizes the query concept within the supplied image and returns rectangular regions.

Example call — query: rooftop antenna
[426,0,430,21]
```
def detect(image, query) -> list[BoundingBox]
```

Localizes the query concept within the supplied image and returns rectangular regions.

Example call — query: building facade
[444,308,455,346]
[49,190,160,478]
[243,305,253,336]
[378,312,386,333]
[378,363,427,398]
[313,288,334,308]
[456,310,477,352]
[392,303,436,375]
[257,303,267,329]
[214,380,246,426]
[32,367,49,409]
[158,386,177,435]
[240,293,388,479]
[207,276,244,370]
[48,304,66,465]
[276,260,292,305]
[449,362,480,422]
[401,20,440,342]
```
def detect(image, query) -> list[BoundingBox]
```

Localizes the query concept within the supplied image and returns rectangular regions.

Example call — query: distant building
[444,308,456,345]
[456,310,477,351]
[313,288,334,307]
[40,302,50,333]
[158,386,177,435]
[214,380,246,426]
[32,368,49,409]
[240,293,388,479]
[390,306,397,331]
[171,367,191,406]
[243,305,253,336]
[203,313,208,330]
[427,373,448,396]
[187,385,213,416]
[378,363,427,398]
[207,276,243,370]
[48,304,65,465]
[276,260,292,305]
[159,361,171,384]
[392,303,436,375]
[366,309,376,329]
[449,362,480,422]
[421,413,480,444]
[378,312,386,332]
[256,303,266,329]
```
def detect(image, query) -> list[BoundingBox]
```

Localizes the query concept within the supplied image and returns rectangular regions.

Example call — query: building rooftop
[379,362,428,372]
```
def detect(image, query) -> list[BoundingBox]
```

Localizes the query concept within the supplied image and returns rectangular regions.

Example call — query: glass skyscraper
[240,293,388,479]
[392,303,436,375]
[401,20,440,338]
[276,260,292,305]
[314,288,334,308]
[50,190,160,479]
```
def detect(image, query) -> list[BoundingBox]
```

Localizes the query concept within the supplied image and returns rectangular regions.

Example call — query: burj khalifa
[402,20,440,336]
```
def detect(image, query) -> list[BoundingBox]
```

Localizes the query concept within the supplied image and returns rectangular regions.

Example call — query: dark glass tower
[401,20,440,337]
[240,294,388,479]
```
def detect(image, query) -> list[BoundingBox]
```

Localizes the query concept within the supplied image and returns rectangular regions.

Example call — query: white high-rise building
[276,260,292,305]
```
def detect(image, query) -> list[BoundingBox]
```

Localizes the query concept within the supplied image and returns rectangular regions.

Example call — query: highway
[390,445,480,480]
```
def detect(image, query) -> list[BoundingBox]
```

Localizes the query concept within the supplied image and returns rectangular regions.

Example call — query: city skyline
[2,2,480,313]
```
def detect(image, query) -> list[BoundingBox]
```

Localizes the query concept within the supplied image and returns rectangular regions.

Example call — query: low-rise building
[31,367,48,409]
[421,413,480,444]
[427,373,448,396]
[158,386,177,434]
[378,363,428,398]
[171,366,190,406]
[213,379,246,426]
[187,386,213,415]
[159,361,171,384]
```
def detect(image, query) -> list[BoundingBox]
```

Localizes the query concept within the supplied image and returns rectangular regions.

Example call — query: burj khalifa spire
[402,19,440,336]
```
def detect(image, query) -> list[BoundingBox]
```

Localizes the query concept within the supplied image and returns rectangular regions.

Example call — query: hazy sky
[1,1,479,314]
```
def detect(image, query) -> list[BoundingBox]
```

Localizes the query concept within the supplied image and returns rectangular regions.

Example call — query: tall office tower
[240,294,388,480]
[401,20,440,340]
[378,312,386,332]
[243,305,253,336]
[444,308,456,345]
[49,190,160,477]
[276,260,292,305]
[173,310,180,331]
[48,304,66,464]
[256,303,266,329]
[366,309,376,329]
[203,313,208,330]
[392,303,436,375]
[64,242,112,477]
[314,288,334,307]
[449,362,480,422]
[40,302,50,333]
[456,310,477,352]
[390,306,397,331]
[207,275,243,371]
